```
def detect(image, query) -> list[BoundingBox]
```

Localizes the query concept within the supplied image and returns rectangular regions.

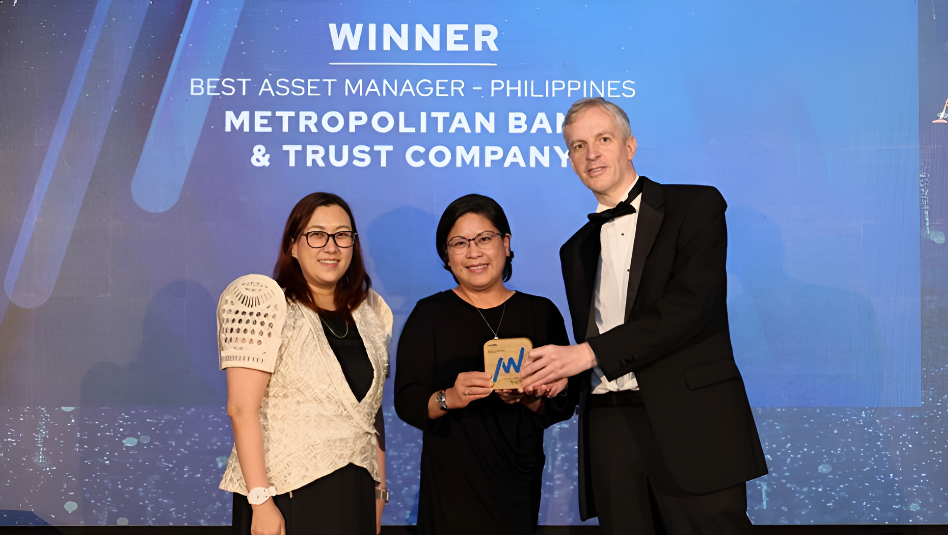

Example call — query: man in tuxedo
[520,97,767,534]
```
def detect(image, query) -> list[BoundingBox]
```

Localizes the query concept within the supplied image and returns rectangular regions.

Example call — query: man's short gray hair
[562,97,633,140]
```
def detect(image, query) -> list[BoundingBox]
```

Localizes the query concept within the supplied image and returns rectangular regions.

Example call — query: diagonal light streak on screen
[2,0,111,310]
[2,0,150,310]
[130,1,246,214]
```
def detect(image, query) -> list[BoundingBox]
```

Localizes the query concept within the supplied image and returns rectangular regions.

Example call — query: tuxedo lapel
[562,222,601,343]
[625,178,665,321]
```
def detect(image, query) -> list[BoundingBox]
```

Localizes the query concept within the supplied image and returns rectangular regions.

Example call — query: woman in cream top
[218,192,392,535]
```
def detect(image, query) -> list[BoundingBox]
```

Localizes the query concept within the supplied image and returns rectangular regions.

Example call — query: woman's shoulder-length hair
[273,192,370,319]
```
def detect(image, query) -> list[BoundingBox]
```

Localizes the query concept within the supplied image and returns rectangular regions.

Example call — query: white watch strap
[247,485,277,505]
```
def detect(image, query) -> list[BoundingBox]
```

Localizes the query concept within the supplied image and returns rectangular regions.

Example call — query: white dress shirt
[591,177,641,393]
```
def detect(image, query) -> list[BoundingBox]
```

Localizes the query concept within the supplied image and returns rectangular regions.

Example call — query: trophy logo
[483,337,532,390]
[492,346,525,382]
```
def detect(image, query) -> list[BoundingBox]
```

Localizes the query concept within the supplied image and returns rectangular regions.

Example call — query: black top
[394,291,576,535]
[320,315,373,402]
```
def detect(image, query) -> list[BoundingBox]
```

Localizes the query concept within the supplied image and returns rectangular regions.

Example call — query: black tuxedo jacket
[561,177,768,520]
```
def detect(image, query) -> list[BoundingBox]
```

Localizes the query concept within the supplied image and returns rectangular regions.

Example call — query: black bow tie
[587,179,645,225]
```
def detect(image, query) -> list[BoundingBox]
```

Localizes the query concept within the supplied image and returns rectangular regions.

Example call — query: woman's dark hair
[274,192,370,318]
[435,194,514,282]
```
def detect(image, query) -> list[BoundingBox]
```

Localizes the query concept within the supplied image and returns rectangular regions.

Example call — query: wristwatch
[436,389,449,411]
[247,486,277,505]
[375,487,391,503]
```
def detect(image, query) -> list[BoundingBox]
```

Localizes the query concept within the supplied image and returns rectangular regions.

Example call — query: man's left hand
[520,342,597,391]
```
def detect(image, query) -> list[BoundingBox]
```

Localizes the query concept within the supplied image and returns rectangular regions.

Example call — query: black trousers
[232,463,375,535]
[588,399,754,535]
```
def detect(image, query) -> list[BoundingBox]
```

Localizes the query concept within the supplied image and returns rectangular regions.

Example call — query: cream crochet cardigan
[216,274,392,495]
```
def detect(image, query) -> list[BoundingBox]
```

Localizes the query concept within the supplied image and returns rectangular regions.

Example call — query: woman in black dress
[394,194,578,534]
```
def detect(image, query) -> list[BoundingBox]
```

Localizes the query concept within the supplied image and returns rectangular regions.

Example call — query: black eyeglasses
[300,231,357,248]
[445,231,505,255]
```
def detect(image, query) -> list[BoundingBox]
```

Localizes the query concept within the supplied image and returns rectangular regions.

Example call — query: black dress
[394,291,577,535]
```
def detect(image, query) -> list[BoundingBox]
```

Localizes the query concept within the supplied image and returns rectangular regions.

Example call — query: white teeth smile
[319,260,339,264]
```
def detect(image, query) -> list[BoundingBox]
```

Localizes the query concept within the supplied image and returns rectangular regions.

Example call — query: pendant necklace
[474,302,507,340]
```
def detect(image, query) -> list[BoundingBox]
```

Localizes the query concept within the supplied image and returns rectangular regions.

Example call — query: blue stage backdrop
[0,0,938,526]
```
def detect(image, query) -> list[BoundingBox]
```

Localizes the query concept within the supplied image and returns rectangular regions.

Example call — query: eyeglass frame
[444,231,508,255]
[299,230,358,249]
